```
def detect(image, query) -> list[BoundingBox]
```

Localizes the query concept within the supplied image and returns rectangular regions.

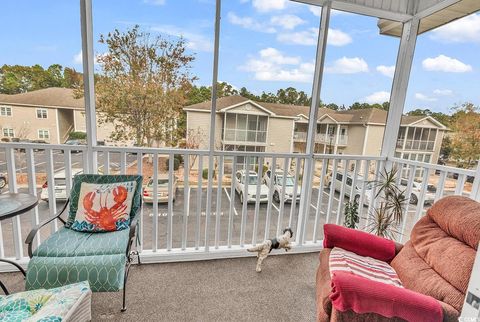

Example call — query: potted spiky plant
[343,201,359,229]
[366,167,408,239]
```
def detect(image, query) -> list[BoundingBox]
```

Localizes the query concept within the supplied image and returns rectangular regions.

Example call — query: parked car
[263,169,301,203]
[0,173,7,190]
[452,172,475,183]
[399,179,436,205]
[40,168,84,202]
[234,170,269,204]
[63,139,86,153]
[12,139,31,152]
[143,175,178,203]
[326,172,374,206]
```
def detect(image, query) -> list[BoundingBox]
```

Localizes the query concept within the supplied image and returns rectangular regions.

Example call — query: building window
[38,129,50,139]
[2,128,14,137]
[36,108,48,119]
[0,106,12,116]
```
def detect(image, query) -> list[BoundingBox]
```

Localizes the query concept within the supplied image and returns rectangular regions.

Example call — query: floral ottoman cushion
[0,281,91,322]
[71,181,137,232]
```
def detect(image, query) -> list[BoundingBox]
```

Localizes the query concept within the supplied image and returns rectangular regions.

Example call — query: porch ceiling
[379,0,480,37]
[294,0,479,37]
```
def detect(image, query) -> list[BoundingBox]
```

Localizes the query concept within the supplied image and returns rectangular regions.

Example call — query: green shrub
[68,131,87,140]
[202,168,216,180]
[166,158,180,171]
[255,164,269,174]
[174,154,184,164]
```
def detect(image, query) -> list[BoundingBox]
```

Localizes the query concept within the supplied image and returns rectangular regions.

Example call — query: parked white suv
[327,172,374,206]
[234,170,269,204]
[399,179,436,205]
[40,168,84,202]
[263,170,301,203]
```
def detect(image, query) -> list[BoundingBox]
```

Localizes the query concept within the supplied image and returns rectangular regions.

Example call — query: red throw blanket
[323,224,396,262]
[330,272,443,322]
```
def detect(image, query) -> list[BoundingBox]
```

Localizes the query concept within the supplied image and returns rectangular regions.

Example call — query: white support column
[334,124,340,154]
[80,0,98,173]
[296,2,331,244]
[381,17,419,159]
[204,0,222,251]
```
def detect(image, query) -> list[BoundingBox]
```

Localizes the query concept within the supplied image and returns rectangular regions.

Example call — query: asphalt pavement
[0,184,423,259]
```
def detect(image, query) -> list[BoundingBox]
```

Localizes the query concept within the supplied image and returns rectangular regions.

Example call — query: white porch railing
[0,142,477,270]
[293,132,348,146]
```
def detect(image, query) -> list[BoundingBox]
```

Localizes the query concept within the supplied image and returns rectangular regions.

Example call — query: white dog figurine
[247,228,293,272]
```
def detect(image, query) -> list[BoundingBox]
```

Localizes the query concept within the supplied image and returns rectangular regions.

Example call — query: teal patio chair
[25,174,143,312]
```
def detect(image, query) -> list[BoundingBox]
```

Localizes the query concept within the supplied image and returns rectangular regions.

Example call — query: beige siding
[363,125,385,156]
[186,111,214,149]
[1,105,61,144]
[266,118,294,153]
[340,125,367,155]
[74,110,124,145]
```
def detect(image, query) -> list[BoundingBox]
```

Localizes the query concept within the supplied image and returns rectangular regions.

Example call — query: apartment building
[184,96,447,168]
[0,87,114,144]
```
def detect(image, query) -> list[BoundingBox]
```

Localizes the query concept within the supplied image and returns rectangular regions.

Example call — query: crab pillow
[71,181,137,232]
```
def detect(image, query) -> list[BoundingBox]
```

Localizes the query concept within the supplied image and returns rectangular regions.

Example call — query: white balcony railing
[0,142,477,270]
[294,132,348,145]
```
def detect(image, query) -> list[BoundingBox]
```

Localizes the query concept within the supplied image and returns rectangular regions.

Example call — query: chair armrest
[323,224,396,262]
[25,199,70,258]
[330,272,443,322]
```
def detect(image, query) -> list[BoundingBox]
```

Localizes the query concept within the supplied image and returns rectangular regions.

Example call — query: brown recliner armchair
[316,195,480,321]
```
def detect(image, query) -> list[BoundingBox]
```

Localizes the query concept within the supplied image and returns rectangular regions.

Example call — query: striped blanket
[329,247,403,288]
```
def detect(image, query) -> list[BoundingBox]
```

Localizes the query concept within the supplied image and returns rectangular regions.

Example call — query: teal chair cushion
[65,174,143,229]
[33,227,129,257]
[26,255,125,292]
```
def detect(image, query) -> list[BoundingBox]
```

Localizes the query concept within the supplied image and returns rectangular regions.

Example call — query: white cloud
[430,14,480,43]
[143,0,166,5]
[270,14,305,30]
[415,93,437,102]
[376,65,395,78]
[309,7,353,17]
[240,47,313,82]
[252,0,287,12]
[363,91,390,104]
[433,89,453,96]
[422,55,472,73]
[73,50,105,65]
[151,25,213,52]
[325,57,368,74]
[227,12,276,33]
[258,47,300,64]
[328,29,352,46]
[277,28,317,45]
[277,28,351,46]
[73,51,83,65]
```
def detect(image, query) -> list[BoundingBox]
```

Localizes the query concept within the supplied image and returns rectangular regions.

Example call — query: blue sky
[0,0,478,114]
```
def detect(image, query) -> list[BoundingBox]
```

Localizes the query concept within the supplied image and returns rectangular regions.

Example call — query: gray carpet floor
[0,252,319,321]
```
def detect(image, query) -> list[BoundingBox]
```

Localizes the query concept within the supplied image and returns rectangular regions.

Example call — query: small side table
[0,192,39,294]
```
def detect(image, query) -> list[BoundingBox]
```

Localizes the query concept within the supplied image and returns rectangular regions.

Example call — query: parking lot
[0,149,137,174]
[0,182,425,259]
